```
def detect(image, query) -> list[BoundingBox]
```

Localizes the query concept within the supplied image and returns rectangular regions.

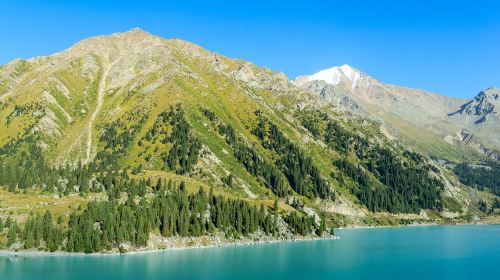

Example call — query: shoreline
[0,235,339,257]
[336,222,439,230]
[2,222,498,257]
[336,220,500,230]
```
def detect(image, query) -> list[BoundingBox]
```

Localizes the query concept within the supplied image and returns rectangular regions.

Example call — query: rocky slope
[449,87,499,124]
[447,87,500,156]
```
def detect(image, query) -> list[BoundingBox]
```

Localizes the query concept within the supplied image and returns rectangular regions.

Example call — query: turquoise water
[1,225,499,279]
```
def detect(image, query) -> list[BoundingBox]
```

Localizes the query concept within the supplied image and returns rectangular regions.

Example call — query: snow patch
[304,64,362,89]
[340,65,361,88]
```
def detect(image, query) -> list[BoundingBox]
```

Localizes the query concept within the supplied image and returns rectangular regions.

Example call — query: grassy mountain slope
[0,29,497,251]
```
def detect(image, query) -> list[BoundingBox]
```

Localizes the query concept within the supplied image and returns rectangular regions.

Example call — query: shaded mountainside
[0,29,497,253]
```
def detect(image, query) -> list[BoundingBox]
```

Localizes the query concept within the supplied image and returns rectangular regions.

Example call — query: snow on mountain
[293,64,500,160]
[294,64,363,89]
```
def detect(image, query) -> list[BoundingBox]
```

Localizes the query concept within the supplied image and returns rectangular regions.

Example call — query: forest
[202,108,332,200]
[0,181,322,252]
[299,110,444,213]
[145,105,201,175]
[454,162,500,196]
[252,112,332,199]
[0,106,327,252]
[96,110,147,169]
[203,107,289,197]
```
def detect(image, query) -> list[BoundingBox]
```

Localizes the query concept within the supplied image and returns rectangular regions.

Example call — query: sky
[1,0,499,99]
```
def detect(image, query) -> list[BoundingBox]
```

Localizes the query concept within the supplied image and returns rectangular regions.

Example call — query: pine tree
[273,200,279,236]
[317,214,326,236]
[6,222,17,247]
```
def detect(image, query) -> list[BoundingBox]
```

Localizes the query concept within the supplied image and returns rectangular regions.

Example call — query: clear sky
[1,0,499,98]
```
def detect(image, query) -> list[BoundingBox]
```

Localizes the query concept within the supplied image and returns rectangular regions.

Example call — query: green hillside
[0,29,496,253]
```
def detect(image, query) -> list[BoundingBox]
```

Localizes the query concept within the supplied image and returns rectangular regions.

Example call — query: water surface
[1,225,499,279]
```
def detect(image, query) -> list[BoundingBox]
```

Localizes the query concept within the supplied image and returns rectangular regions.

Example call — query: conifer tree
[6,222,17,247]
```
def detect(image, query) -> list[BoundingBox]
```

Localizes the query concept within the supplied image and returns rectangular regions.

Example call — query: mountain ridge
[448,87,499,122]
[294,65,499,160]
[0,29,498,253]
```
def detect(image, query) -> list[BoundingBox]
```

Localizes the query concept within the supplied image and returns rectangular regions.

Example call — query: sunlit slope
[0,28,488,221]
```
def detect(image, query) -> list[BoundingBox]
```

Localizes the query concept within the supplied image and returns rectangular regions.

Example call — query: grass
[0,188,85,221]
[381,112,485,162]
[443,196,463,213]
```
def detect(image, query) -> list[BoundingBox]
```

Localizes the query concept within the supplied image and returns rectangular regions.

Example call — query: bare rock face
[446,88,500,157]
[297,79,366,115]
[231,62,291,92]
[449,129,500,160]
[448,87,499,124]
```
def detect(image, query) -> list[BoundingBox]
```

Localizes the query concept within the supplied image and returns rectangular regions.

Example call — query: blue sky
[1,0,499,98]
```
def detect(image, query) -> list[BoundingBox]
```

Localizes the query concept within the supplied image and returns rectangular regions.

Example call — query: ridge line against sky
[1,0,499,99]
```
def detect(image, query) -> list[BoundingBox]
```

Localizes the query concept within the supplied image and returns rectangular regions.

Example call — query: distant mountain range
[293,65,499,160]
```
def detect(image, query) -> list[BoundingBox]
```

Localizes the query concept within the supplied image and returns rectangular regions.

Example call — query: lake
[1,225,499,279]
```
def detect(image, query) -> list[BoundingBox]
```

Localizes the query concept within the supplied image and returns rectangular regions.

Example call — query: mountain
[294,65,500,160]
[293,64,465,123]
[0,29,498,253]
[449,87,499,124]
[446,88,500,158]
[294,65,363,89]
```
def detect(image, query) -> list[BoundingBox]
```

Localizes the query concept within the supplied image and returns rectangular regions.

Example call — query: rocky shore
[0,231,338,257]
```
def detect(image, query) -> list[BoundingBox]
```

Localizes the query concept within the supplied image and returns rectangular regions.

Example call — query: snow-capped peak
[301,64,362,88]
